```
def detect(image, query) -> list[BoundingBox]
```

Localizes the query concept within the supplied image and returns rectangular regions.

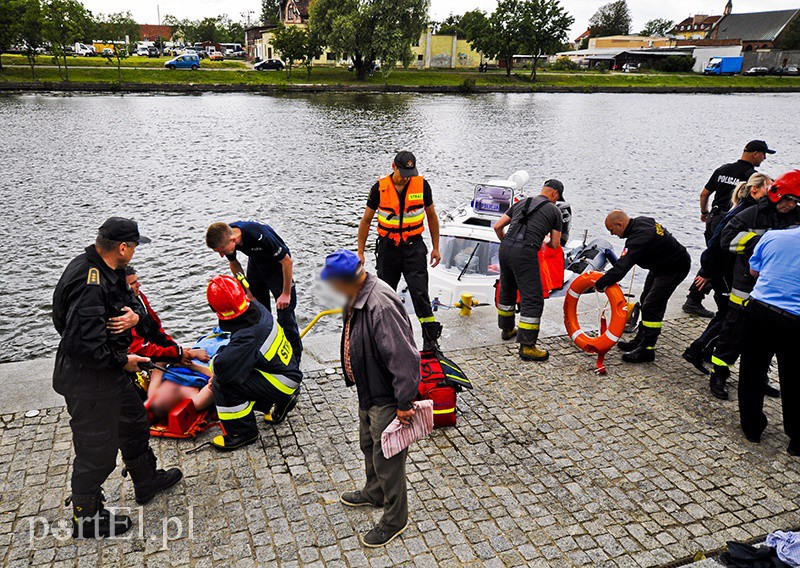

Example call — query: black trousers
[687,278,730,358]
[246,262,302,362]
[636,263,690,348]
[739,301,800,446]
[497,243,543,345]
[376,237,434,322]
[711,301,746,368]
[687,210,726,302]
[64,381,150,496]
[212,372,296,439]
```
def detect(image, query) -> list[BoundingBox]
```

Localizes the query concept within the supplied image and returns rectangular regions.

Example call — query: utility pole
[241,10,255,46]
[157,4,161,26]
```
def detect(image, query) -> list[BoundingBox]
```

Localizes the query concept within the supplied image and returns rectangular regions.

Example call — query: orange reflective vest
[376,176,426,244]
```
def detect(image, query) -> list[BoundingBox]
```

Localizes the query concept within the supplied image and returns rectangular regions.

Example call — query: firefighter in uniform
[205,221,302,362]
[684,140,774,317]
[493,180,565,361]
[358,151,443,352]
[596,211,691,364]
[52,218,183,539]
[206,275,304,451]
[708,172,800,399]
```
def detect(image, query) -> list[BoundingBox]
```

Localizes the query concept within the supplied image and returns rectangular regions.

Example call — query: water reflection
[0,92,797,363]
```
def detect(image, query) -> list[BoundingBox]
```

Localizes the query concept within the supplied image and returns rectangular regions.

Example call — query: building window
[326,52,335,61]
[417,54,423,61]
[412,38,420,47]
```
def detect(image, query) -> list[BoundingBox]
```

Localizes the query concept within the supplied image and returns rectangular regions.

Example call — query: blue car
[164,54,200,70]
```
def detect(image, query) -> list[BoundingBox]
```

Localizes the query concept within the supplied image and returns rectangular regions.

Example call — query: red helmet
[767,170,800,203]
[207,275,249,320]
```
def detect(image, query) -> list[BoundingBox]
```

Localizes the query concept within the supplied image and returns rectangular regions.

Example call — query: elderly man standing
[321,250,420,548]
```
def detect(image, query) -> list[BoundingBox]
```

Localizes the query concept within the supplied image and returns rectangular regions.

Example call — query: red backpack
[418,352,472,428]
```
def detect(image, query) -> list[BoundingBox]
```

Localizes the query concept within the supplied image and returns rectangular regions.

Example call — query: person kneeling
[206,275,303,451]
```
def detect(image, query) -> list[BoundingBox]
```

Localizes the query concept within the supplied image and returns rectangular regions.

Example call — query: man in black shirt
[596,211,691,364]
[494,180,564,361]
[53,218,183,539]
[684,140,774,317]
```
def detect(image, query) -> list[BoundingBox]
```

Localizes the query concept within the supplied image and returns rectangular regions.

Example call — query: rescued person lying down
[147,328,231,420]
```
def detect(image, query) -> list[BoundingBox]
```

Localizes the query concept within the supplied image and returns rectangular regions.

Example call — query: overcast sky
[82,0,800,38]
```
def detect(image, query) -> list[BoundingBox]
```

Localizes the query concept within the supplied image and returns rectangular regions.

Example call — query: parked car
[784,66,800,76]
[743,66,769,76]
[164,53,201,70]
[101,48,114,57]
[208,51,224,61]
[769,66,800,76]
[254,58,285,71]
[73,42,96,57]
[347,61,380,73]
[147,46,160,58]
[622,62,641,73]
[134,46,150,57]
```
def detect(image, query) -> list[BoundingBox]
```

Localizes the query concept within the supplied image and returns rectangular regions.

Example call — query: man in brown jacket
[321,249,420,548]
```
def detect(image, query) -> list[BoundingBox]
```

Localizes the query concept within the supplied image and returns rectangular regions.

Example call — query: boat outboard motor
[565,238,616,274]
[556,201,572,246]
[507,170,531,191]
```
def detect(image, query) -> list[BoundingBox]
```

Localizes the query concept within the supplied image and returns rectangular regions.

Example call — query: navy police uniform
[227,221,302,361]
[596,217,691,350]
[211,302,304,446]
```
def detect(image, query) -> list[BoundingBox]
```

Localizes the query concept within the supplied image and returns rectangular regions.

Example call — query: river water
[1,92,798,363]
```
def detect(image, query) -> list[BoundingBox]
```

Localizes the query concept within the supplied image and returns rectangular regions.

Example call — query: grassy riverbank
[3,64,800,92]
[0,53,247,69]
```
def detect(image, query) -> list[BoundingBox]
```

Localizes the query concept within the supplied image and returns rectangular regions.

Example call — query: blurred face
[151,381,183,414]
[126,273,141,297]
[326,278,360,302]
[750,178,772,200]
[391,163,409,186]
[212,236,237,258]
[776,196,799,214]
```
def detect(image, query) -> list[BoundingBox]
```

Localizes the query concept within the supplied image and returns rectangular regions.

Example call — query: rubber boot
[421,322,443,353]
[501,328,517,341]
[682,297,715,318]
[617,328,643,353]
[519,344,549,362]
[622,345,656,363]
[212,430,259,451]
[709,365,730,400]
[682,347,709,375]
[122,448,183,505]
[68,491,132,539]
[264,390,300,425]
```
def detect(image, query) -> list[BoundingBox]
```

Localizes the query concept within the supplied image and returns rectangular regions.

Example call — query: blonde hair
[731,173,772,207]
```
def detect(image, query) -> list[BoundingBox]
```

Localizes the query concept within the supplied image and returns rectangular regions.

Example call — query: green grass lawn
[2,63,800,90]
[0,53,247,69]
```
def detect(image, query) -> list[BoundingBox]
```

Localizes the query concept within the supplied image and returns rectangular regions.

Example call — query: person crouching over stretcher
[146,329,231,420]
[206,275,304,451]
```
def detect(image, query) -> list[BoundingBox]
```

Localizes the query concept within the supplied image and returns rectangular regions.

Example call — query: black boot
[709,365,730,400]
[68,491,132,539]
[264,389,300,425]
[622,345,656,363]
[682,347,709,375]
[618,327,643,352]
[764,382,781,399]
[122,448,183,505]
[682,297,715,318]
[211,430,259,451]
[421,322,443,353]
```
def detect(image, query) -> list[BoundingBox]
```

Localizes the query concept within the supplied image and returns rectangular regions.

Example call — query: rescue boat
[426,170,619,309]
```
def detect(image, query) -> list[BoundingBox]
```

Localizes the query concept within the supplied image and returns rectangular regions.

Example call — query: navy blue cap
[321,250,362,281]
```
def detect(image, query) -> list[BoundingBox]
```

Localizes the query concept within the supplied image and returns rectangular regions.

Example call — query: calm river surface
[1,92,798,363]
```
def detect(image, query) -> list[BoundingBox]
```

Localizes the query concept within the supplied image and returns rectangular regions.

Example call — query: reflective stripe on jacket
[376,175,426,244]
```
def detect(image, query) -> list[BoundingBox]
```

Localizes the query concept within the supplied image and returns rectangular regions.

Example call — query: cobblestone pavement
[2,317,799,567]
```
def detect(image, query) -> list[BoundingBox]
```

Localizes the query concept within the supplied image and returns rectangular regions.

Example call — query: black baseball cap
[98,217,151,244]
[394,151,418,178]
[544,179,564,198]
[744,140,776,154]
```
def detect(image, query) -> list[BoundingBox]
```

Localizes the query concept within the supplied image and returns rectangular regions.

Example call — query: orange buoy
[563,271,629,374]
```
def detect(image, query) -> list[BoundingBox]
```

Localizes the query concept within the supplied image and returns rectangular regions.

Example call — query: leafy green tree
[311,0,429,80]
[517,0,573,81]
[461,1,522,77]
[588,0,631,37]
[777,15,800,50]
[42,0,89,81]
[640,18,674,38]
[437,14,462,36]
[261,0,281,26]
[18,0,43,78]
[303,25,325,78]
[272,24,306,78]
[97,12,139,81]
[0,0,23,70]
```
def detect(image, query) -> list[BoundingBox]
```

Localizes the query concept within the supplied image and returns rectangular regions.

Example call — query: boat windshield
[439,236,501,277]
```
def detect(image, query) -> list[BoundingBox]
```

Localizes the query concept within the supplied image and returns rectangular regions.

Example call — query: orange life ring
[563,271,628,355]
